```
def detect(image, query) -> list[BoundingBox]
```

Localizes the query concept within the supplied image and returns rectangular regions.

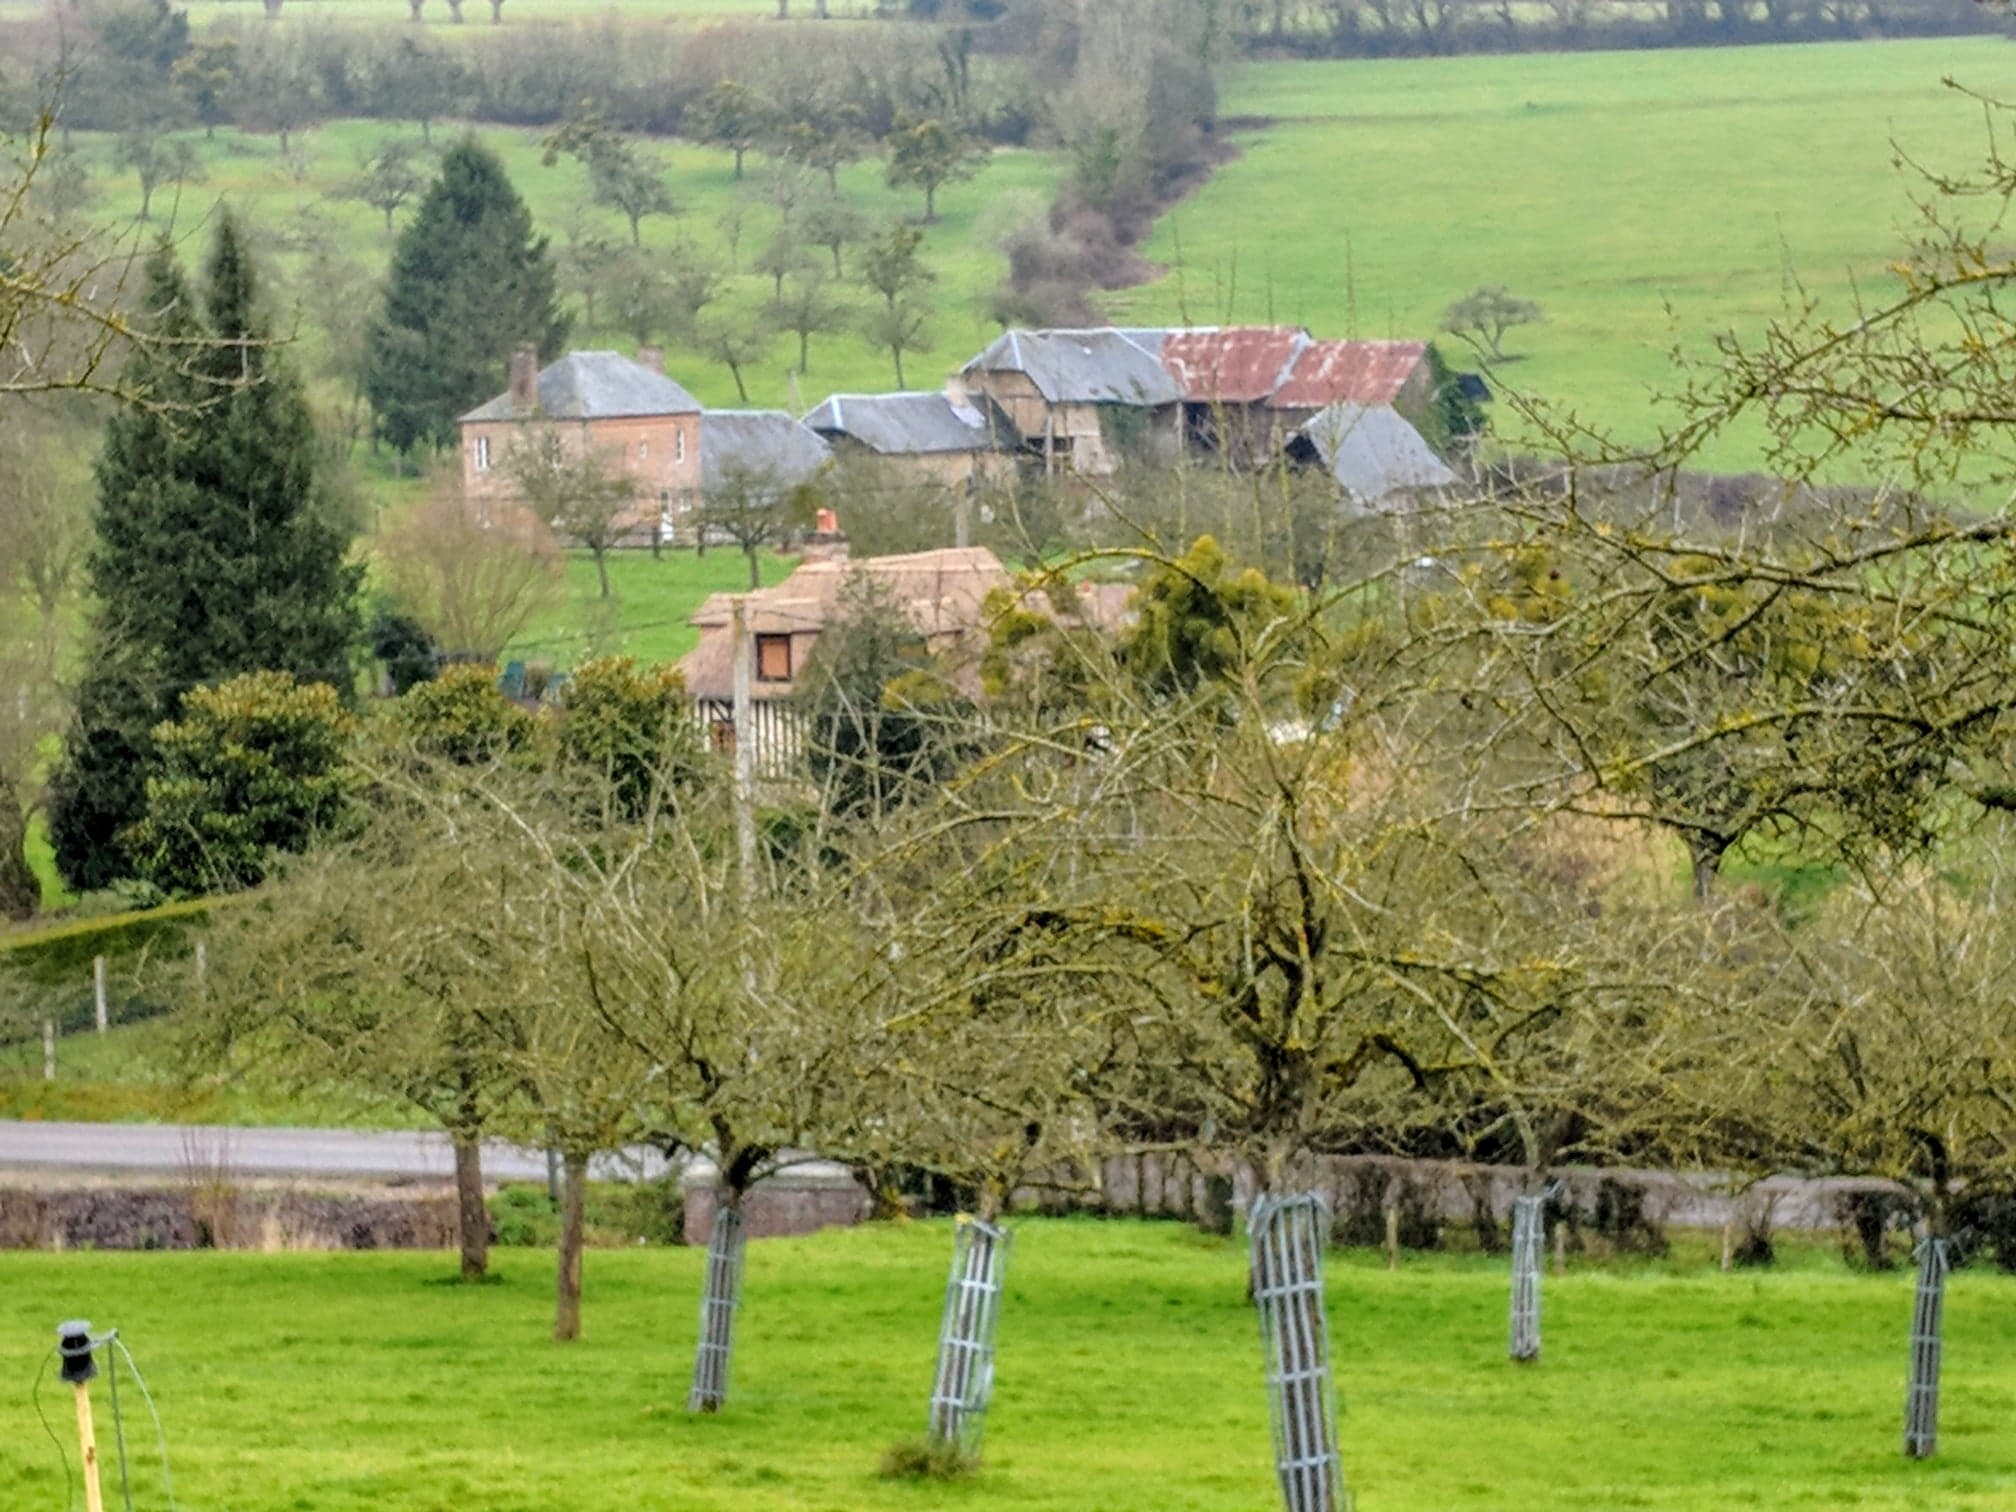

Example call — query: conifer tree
[46,216,361,893]
[364,140,569,456]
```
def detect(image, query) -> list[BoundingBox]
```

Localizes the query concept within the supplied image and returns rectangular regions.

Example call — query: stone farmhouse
[459,346,830,544]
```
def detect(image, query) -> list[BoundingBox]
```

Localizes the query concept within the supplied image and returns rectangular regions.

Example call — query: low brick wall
[681,1165,872,1245]
[0,1182,460,1252]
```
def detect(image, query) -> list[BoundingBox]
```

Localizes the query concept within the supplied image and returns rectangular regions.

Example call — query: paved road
[0,1121,671,1184]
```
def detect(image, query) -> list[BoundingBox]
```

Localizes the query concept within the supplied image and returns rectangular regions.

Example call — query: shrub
[1836,1189,1916,1272]
[124,671,357,896]
[390,663,537,767]
[555,656,699,819]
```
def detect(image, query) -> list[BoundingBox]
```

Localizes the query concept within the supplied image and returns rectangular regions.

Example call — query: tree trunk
[892,347,906,387]
[733,148,746,180]
[688,1190,747,1411]
[727,360,749,403]
[553,1150,588,1342]
[490,0,503,19]
[593,547,612,600]
[446,0,465,20]
[0,775,39,920]
[408,0,423,19]
[797,329,810,372]
[924,183,937,223]
[453,1135,490,1281]
[743,546,761,591]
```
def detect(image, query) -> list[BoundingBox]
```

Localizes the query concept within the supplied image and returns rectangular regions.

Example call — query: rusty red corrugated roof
[1159,326,1311,405]
[1270,339,1428,409]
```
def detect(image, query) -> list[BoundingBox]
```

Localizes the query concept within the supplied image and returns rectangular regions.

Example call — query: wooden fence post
[43,1019,56,1081]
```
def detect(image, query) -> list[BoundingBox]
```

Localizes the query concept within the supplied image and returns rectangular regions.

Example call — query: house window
[675,430,687,465]
[472,435,492,472]
[638,439,649,462]
[755,634,792,683]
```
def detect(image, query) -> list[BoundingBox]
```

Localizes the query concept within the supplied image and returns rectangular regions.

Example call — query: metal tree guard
[689,1202,747,1413]
[1508,1193,1546,1363]
[1250,1193,1350,1512]
[1903,1236,1951,1459]
[927,1215,1012,1458]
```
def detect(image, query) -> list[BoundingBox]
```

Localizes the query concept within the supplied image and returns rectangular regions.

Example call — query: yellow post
[73,1376,104,1512]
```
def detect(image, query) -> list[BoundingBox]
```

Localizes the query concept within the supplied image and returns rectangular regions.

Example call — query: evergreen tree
[364,140,569,456]
[46,217,362,892]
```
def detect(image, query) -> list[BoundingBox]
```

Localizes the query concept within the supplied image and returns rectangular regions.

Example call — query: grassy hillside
[77,117,1060,418]
[2,1224,2014,1508]
[1113,38,2016,467]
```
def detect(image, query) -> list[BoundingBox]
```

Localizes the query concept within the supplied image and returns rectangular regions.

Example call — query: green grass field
[1114,38,2016,466]
[506,545,795,668]
[1,1222,2014,1509]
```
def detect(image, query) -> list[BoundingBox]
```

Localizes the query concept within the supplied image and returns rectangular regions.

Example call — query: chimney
[508,344,538,411]
[800,509,851,564]
[637,345,664,374]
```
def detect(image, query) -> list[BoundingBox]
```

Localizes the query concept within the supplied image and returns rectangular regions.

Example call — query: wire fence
[1251,1193,1349,1512]
[1903,1236,1950,1459]
[689,1201,747,1413]
[926,1215,1011,1458]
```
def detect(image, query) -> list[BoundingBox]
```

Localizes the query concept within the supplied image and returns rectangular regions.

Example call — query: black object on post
[57,1321,98,1384]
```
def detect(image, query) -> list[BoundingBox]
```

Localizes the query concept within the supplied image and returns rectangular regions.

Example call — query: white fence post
[93,955,108,1034]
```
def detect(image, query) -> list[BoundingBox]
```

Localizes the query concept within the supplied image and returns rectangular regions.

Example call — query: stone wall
[0,1183,460,1252]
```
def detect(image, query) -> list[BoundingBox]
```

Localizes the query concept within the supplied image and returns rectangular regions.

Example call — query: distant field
[72,118,1061,419]
[1113,39,2016,468]
[2,1224,2015,1509]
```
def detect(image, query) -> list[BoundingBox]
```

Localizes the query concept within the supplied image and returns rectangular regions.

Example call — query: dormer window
[755,634,792,683]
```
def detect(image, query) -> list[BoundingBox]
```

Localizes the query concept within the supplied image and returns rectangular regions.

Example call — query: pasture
[2,1222,2015,1508]
[1114,38,2016,467]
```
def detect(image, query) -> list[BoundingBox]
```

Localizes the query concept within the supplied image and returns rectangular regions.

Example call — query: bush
[389,663,537,767]
[489,1175,685,1248]
[125,672,357,897]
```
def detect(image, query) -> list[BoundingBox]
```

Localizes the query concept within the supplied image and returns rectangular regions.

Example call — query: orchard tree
[364,141,568,456]
[884,115,987,223]
[542,111,680,247]
[505,430,640,601]
[693,81,772,181]
[337,138,427,234]
[1439,285,1544,362]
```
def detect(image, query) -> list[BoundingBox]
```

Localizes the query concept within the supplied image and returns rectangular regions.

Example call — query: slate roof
[460,351,703,423]
[963,328,1182,407]
[701,410,832,494]
[1160,326,1311,405]
[1271,339,1428,410]
[1296,404,1456,505]
[803,392,999,455]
